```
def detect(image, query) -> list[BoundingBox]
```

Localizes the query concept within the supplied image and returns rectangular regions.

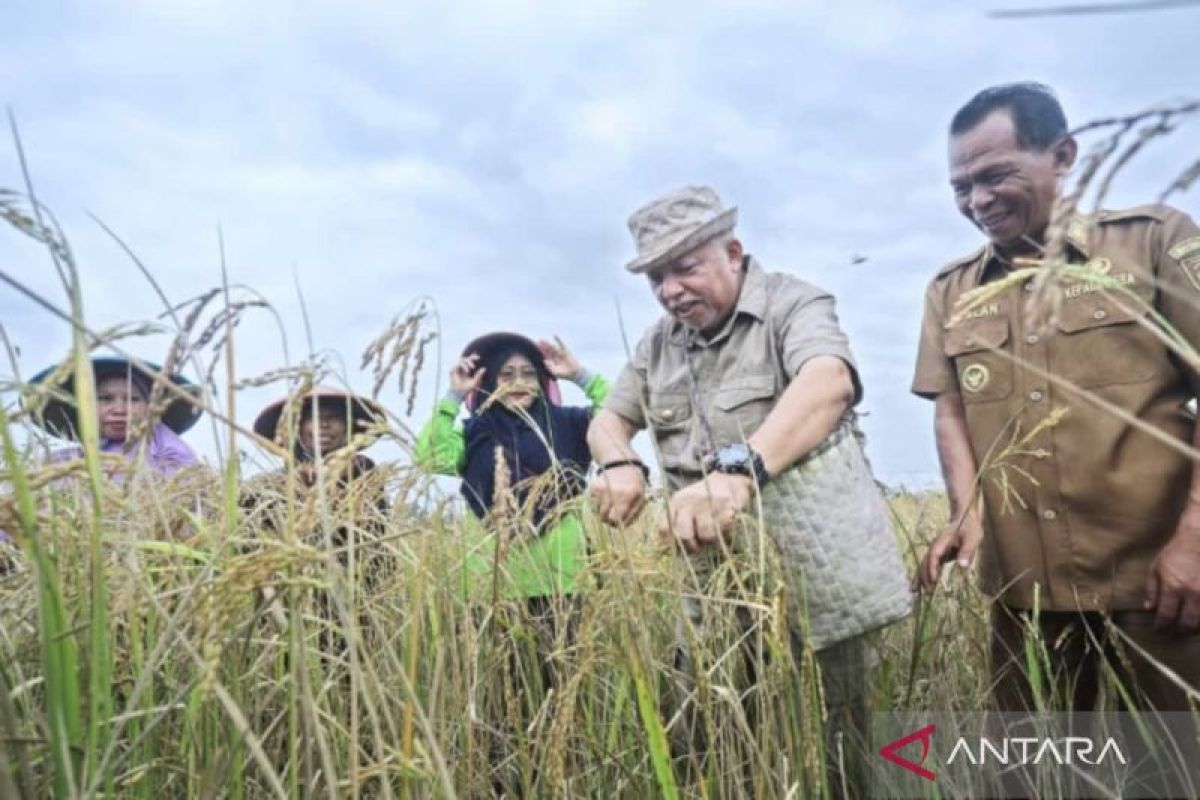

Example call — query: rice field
[1,99,1197,798]
[0,427,964,799]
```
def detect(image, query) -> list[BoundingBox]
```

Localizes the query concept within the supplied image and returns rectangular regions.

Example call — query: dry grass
[0,460,957,798]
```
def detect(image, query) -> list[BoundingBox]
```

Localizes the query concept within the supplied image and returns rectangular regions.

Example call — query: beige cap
[625,185,738,274]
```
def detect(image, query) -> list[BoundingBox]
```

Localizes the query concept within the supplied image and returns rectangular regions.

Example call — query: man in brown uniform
[914,82,1200,712]
[589,185,911,794]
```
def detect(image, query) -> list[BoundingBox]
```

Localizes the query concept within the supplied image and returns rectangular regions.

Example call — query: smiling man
[913,82,1200,712]
[588,185,911,792]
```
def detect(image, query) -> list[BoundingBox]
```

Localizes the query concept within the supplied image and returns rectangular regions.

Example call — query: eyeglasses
[497,368,539,382]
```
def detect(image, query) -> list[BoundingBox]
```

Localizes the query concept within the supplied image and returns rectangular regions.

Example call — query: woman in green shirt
[414,332,608,605]
[415,333,608,791]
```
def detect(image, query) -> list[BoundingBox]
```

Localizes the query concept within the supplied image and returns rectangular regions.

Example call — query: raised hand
[538,336,582,380]
[450,353,485,395]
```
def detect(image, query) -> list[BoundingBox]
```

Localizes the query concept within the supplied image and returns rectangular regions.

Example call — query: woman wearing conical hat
[242,386,391,661]
[2,356,205,543]
[252,386,386,482]
[245,384,389,552]
[27,356,202,474]
[414,332,610,606]
[245,386,389,529]
[249,385,390,552]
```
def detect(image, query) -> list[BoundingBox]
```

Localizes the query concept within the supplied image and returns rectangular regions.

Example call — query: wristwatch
[705,443,771,485]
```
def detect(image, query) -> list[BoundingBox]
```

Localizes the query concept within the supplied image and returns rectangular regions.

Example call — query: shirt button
[1029,390,1044,402]
[1042,508,1058,521]
[1092,309,1108,321]
[1026,334,1039,345]
[662,409,674,419]
[1023,282,1035,292]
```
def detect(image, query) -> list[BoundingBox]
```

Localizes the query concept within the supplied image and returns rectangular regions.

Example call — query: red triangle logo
[879,723,937,782]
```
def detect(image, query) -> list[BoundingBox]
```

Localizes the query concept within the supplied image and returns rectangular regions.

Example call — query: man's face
[647,237,745,333]
[949,109,1075,252]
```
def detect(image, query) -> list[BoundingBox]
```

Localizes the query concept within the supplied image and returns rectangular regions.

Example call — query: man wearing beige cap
[588,185,911,792]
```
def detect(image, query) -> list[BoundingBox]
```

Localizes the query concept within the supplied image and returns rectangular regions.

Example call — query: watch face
[716,443,751,470]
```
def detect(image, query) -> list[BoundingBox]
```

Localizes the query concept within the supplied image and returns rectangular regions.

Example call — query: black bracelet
[597,459,649,479]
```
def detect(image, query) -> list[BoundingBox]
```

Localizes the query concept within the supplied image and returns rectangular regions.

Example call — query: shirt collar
[734,255,769,321]
[976,213,1093,285]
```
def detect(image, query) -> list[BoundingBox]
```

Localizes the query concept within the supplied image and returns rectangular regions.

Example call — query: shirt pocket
[646,389,693,461]
[944,318,1013,404]
[1053,297,1161,389]
[712,372,777,444]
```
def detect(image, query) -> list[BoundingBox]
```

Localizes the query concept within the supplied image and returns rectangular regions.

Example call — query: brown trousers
[990,604,1200,712]
[988,605,1200,797]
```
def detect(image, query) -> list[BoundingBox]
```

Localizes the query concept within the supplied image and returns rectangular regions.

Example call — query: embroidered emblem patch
[962,364,991,393]
[1085,256,1112,275]
[1167,236,1200,261]
[1169,236,1200,292]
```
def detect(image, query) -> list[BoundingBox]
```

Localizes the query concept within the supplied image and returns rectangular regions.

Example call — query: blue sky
[1,0,1198,485]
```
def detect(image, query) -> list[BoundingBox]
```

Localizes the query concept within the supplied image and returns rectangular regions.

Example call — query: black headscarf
[459,346,592,530]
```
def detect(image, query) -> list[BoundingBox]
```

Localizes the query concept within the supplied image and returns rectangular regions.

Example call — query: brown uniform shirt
[912,204,1200,610]
[606,256,861,492]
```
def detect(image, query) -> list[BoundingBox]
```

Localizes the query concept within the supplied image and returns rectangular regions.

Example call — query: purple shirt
[105,423,199,476]
[46,422,199,476]
[0,424,199,541]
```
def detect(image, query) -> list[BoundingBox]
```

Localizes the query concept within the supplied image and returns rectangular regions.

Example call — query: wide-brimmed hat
[459,332,562,412]
[26,356,202,439]
[253,386,385,445]
[625,185,738,274]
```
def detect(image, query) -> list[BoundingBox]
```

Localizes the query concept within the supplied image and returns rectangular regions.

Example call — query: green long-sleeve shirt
[413,373,610,599]
[413,373,610,475]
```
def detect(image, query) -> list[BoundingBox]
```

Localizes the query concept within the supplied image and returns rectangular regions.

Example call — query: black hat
[253,386,385,444]
[26,356,202,439]
[459,331,561,411]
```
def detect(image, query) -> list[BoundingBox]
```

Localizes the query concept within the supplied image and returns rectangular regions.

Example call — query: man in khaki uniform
[914,82,1200,711]
[589,185,910,794]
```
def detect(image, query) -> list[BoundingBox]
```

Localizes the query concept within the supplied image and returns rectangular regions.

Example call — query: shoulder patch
[936,245,987,278]
[1168,236,1200,261]
[1169,236,1200,292]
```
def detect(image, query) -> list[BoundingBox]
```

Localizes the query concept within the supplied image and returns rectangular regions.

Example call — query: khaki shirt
[912,204,1200,610]
[606,256,861,492]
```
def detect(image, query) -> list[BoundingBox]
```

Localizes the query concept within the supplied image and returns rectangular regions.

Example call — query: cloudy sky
[1,0,1197,485]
